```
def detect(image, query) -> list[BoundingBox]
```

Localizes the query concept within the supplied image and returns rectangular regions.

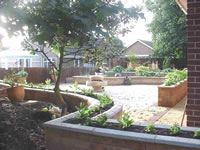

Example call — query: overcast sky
[0,0,152,50]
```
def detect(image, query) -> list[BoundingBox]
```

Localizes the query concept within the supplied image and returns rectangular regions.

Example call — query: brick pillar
[186,0,200,127]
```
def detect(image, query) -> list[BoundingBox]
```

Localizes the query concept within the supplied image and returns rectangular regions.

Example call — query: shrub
[194,130,200,138]
[112,65,124,73]
[170,124,181,135]
[135,66,150,76]
[128,55,137,64]
[145,124,156,133]
[16,69,28,78]
[165,69,187,86]
[118,112,134,129]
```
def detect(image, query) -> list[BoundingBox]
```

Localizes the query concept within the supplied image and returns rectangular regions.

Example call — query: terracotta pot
[15,77,26,84]
[6,86,25,102]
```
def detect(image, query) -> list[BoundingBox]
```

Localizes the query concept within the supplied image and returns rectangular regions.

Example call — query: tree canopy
[0,0,144,114]
[145,0,187,68]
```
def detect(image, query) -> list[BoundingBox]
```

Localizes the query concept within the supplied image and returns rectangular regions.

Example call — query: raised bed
[72,76,166,85]
[0,82,122,118]
[158,80,188,107]
[44,118,200,150]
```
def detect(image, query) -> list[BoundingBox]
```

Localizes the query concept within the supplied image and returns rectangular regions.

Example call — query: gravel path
[59,84,168,122]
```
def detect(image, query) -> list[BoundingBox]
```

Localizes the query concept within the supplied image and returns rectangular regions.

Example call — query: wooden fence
[0,67,97,83]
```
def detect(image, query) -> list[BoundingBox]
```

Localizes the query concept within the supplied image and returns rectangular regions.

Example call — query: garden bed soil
[0,97,113,150]
[66,119,198,140]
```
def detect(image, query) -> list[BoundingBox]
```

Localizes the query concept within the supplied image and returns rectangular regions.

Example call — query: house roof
[0,50,39,58]
[127,39,153,51]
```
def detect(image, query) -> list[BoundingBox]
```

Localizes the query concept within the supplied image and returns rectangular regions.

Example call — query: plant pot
[15,77,26,84]
[6,86,25,102]
[51,75,57,83]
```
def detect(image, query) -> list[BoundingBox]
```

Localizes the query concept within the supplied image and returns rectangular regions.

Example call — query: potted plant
[15,69,28,84]
[49,68,58,83]
[5,75,25,103]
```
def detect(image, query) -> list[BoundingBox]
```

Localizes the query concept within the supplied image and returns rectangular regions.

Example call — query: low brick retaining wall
[0,82,122,118]
[158,80,188,107]
[72,76,166,85]
[44,119,200,150]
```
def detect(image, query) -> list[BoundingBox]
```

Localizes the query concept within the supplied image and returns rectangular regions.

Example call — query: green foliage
[135,66,151,76]
[15,69,28,78]
[165,69,187,86]
[42,107,49,112]
[124,68,135,72]
[117,112,134,129]
[3,75,15,87]
[76,103,91,120]
[81,88,95,97]
[128,55,137,64]
[45,78,51,89]
[97,93,113,107]
[145,0,187,66]
[38,83,44,88]
[145,124,156,133]
[112,65,124,73]
[85,117,93,126]
[104,72,115,77]
[170,124,181,135]
[51,114,56,120]
[92,106,100,112]
[163,57,172,69]
[28,82,34,88]
[194,130,200,138]
[96,114,107,127]
[143,61,151,67]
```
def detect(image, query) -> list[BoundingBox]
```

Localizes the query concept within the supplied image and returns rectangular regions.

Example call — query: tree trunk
[54,46,68,116]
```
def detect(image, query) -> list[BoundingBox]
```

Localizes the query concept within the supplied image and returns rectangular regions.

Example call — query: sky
[0,0,152,50]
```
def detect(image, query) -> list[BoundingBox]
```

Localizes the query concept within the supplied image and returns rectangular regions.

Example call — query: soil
[66,119,199,140]
[0,98,56,150]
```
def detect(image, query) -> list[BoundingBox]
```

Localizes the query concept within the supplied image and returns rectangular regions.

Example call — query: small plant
[42,107,49,112]
[75,103,91,120]
[28,82,34,88]
[145,124,156,133]
[15,69,28,78]
[112,65,124,73]
[194,130,200,138]
[97,93,112,107]
[128,55,137,65]
[96,114,107,127]
[45,78,51,89]
[92,106,100,112]
[51,114,56,120]
[117,112,134,129]
[85,117,93,126]
[38,83,44,88]
[170,124,181,135]
[135,66,150,76]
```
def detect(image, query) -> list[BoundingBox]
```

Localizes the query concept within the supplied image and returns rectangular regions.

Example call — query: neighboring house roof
[125,40,153,57]
[0,50,39,58]
[128,40,153,50]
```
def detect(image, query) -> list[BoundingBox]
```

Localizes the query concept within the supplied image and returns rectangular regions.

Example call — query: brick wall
[186,0,200,127]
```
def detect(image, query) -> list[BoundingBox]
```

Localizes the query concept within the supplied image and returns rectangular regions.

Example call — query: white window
[17,58,32,68]
[43,57,56,68]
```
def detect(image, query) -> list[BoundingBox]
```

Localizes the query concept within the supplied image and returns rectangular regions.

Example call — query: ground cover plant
[165,69,187,86]
[135,66,166,77]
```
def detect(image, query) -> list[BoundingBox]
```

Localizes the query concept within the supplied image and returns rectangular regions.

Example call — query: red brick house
[126,40,153,57]
[176,0,200,127]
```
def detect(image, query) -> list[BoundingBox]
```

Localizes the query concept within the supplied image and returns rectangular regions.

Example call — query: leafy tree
[145,0,187,68]
[0,0,143,115]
